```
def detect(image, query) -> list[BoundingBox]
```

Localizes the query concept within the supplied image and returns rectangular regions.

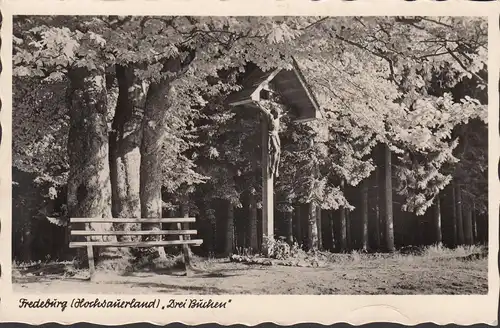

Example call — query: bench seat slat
[70,217,195,223]
[71,230,197,236]
[69,239,203,248]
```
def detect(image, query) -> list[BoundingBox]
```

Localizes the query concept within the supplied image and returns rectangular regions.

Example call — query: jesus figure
[259,101,283,179]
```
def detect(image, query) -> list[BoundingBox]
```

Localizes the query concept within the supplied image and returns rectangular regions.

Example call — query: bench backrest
[69,217,203,248]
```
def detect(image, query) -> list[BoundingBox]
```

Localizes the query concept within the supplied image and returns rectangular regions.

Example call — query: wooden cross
[228,61,322,257]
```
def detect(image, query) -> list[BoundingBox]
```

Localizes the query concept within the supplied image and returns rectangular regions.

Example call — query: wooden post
[261,117,274,256]
[87,245,96,280]
[177,222,192,276]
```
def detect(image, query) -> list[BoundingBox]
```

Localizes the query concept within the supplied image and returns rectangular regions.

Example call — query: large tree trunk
[383,144,395,252]
[307,202,319,251]
[464,205,474,245]
[109,65,145,264]
[361,179,369,252]
[433,195,442,245]
[67,66,115,269]
[455,184,465,245]
[451,184,458,247]
[140,62,182,260]
[225,200,235,256]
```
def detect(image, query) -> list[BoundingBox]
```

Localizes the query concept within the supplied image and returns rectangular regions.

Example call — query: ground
[13,246,488,295]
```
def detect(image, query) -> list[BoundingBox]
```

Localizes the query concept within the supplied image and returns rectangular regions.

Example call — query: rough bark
[307,202,319,251]
[285,210,293,245]
[455,184,465,245]
[225,200,235,256]
[433,195,442,245]
[140,60,182,260]
[67,66,115,268]
[109,65,144,251]
[383,144,395,252]
[361,179,369,251]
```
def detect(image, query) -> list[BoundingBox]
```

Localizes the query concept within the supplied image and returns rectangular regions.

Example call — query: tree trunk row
[68,60,185,267]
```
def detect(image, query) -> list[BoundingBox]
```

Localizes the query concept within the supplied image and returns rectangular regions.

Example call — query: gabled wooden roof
[227,59,322,122]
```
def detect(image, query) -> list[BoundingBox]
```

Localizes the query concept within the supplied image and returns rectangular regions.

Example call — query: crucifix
[255,86,286,255]
[258,86,286,179]
[228,61,321,257]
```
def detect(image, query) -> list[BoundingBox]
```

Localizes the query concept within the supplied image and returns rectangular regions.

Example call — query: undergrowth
[231,238,488,268]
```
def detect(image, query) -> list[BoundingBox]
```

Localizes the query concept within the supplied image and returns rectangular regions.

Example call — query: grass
[12,245,488,295]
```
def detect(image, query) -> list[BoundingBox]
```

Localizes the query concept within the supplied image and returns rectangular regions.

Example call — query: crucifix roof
[227,58,322,123]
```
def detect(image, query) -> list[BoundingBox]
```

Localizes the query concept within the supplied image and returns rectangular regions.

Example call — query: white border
[0,1,498,325]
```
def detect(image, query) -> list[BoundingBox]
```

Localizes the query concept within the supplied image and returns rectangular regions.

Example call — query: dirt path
[13,257,488,295]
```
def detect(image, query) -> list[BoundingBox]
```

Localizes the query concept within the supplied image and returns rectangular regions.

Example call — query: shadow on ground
[108,281,232,294]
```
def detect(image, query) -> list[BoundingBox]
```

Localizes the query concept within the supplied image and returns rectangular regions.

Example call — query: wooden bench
[69,217,203,279]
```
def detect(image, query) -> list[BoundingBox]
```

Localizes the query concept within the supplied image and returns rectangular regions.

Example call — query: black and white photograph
[2,6,498,325]
[10,14,490,295]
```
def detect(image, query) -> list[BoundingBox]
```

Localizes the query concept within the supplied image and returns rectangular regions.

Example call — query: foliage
[12,77,69,187]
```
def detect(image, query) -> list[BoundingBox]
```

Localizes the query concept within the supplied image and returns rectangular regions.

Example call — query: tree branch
[446,48,485,84]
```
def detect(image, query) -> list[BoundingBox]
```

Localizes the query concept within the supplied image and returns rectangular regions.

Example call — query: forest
[12,16,488,292]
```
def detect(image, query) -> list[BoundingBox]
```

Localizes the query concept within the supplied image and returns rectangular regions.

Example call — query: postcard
[0,0,498,325]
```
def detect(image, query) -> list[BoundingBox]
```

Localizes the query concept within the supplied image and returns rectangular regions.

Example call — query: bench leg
[177,223,192,276]
[87,245,96,281]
